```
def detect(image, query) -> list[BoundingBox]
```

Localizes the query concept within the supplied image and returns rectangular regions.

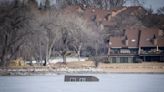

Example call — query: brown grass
[98,62,164,73]
[51,61,95,69]
[1,61,164,73]
[50,61,164,73]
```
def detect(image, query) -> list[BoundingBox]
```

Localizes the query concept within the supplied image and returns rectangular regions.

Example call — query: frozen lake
[0,74,164,92]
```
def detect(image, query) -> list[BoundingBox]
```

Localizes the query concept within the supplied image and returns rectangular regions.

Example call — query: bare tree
[34,0,126,10]
[31,9,60,66]
[157,6,164,15]
[108,0,125,9]
[53,14,98,63]
[0,1,33,67]
[33,11,98,65]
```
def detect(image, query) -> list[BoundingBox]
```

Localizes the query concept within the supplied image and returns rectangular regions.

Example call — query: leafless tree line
[0,1,33,66]
[1,0,163,67]
[34,0,126,10]
[0,1,100,67]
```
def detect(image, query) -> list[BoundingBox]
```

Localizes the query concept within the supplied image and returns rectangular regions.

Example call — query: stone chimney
[111,10,117,17]
[122,35,128,47]
[137,30,141,54]
[153,35,157,46]
[152,35,159,52]
[125,36,128,46]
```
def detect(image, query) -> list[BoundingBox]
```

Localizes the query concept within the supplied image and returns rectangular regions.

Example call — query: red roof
[110,27,164,48]
[63,5,164,48]
[140,28,164,47]
[63,5,114,26]
[110,29,139,48]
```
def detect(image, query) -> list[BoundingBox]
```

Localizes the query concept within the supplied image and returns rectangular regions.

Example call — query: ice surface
[0,74,164,92]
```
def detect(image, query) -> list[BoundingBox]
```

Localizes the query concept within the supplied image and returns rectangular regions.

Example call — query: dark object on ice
[64,75,99,82]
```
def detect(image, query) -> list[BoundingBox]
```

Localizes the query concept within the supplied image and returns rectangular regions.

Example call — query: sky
[35,0,164,12]
[143,0,164,12]
[125,0,164,12]
[1,0,164,12]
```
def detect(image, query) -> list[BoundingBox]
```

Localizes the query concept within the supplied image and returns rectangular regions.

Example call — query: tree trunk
[107,45,111,63]
[39,39,43,65]
[95,42,98,56]
[1,56,6,67]
[43,59,47,66]
[44,45,49,66]
[77,50,81,62]
[44,38,55,66]
[1,48,7,67]
[44,43,53,66]
[0,54,9,68]
[44,53,50,66]
[62,54,66,64]
[77,44,82,62]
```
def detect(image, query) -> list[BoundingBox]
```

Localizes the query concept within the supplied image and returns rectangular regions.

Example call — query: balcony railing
[110,49,164,56]
[140,49,164,55]
[110,50,138,56]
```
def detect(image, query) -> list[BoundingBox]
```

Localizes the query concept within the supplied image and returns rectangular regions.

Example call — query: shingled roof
[63,5,128,26]
[110,28,164,48]
[63,5,164,48]
[110,29,139,48]
[140,28,164,47]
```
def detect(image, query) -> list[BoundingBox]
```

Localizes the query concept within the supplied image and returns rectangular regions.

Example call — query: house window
[70,78,76,82]
[79,78,86,82]
[120,57,128,63]
[112,57,116,63]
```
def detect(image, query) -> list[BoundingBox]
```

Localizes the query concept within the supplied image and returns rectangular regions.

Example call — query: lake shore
[1,62,164,76]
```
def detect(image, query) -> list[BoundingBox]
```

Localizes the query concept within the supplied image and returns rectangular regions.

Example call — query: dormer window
[92,9,95,13]
[131,39,136,42]
[105,13,111,21]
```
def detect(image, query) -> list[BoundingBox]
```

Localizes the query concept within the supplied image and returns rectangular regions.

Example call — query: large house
[64,5,164,63]
[109,28,164,63]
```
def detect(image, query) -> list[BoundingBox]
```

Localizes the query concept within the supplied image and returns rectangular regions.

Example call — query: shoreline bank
[1,68,164,76]
[1,62,164,76]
